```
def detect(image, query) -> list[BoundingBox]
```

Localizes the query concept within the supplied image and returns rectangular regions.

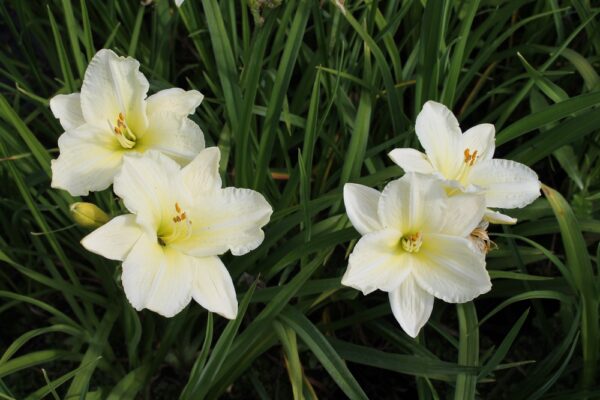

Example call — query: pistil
[400,232,423,253]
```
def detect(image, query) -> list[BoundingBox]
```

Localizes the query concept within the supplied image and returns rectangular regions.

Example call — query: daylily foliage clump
[3,0,591,396]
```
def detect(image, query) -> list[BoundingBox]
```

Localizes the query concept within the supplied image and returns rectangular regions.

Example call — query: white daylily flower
[81,149,272,318]
[388,101,541,224]
[343,173,491,337]
[50,49,205,196]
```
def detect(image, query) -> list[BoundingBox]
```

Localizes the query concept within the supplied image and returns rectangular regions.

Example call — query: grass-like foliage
[1,0,600,398]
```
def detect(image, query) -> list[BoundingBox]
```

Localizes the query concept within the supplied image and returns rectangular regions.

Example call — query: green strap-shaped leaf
[280,306,368,400]
[543,184,599,388]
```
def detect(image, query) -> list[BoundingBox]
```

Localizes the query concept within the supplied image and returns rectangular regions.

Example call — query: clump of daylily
[388,101,541,224]
[343,173,491,337]
[50,49,204,196]
[81,149,273,318]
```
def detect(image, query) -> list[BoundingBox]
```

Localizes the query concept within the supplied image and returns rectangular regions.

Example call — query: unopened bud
[70,202,110,229]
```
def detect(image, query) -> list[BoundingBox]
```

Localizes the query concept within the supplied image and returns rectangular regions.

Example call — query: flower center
[400,232,423,253]
[448,148,479,189]
[113,112,137,149]
[157,202,192,246]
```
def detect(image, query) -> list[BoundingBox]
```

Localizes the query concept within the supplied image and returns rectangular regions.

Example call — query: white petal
[413,234,491,303]
[389,275,434,338]
[415,101,463,178]
[461,123,495,162]
[438,193,486,237]
[146,88,204,118]
[80,49,149,133]
[343,183,382,235]
[50,93,85,131]
[191,256,238,319]
[139,111,205,165]
[172,187,272,257]
[388,148,435,174]
[469,159,541,209]
[121,234,164,312]
[378,173,446,234]
[113,151,181,233]
[175,0,184,6]
[181,147,222,196]
[51,125,123,196]
[484,209,517,224]
[342,229,411,295]
[121,235,193,317]
[81,214,142,261]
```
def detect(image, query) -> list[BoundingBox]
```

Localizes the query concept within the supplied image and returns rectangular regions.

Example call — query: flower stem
[454,302,479,400]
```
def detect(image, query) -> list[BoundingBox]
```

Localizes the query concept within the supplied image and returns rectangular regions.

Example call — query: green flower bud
[70,202,110,229]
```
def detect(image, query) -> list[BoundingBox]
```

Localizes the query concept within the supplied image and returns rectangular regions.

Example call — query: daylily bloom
[81,149,272,318]
[469,220,496,255]
[343,173,491,337]
[388,101,541,224]
[50,49,205,196]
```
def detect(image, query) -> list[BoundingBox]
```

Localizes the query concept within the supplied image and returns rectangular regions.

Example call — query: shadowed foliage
[1,0,599,398]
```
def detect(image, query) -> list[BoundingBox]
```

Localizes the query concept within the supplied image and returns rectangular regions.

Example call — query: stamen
[463,148,478,166]
[470,150,478,166]
[112,113,137,149]
[464,149,471,163]
[160,202,193,245]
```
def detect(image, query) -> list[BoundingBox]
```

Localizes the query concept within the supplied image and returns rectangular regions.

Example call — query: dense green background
[1,0,600,398]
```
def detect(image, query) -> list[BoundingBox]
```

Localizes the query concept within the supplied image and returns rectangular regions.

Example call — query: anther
[470,150,478,166]
[463,148,478,166]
